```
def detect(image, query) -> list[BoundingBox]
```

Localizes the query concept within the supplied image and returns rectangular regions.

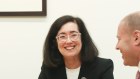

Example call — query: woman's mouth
[64,46,75,50]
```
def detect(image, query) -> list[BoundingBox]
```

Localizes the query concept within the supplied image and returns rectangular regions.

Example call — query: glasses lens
[56,32,81,42]
[59,35,67,42]
[70,33,79,40]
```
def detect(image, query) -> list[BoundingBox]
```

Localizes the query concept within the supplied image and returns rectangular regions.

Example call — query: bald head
[116,11,140,66]
[120,11,140,31]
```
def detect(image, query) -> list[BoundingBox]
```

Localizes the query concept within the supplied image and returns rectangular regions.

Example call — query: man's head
[116,11,140,66]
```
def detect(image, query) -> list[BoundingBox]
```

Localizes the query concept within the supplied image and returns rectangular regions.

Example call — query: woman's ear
[133,30,140,45]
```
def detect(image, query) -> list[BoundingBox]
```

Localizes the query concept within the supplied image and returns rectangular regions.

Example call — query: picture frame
[0,0,46,16]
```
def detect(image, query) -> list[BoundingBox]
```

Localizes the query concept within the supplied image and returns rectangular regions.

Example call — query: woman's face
[56,22,82,58]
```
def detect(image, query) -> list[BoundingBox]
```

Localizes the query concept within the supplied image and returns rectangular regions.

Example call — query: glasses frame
[56,32,81,43]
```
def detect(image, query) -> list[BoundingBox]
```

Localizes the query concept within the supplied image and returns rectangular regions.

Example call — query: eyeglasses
[56,32,81,43]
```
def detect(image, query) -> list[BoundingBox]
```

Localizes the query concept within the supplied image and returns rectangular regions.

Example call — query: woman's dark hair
[43,15,99,68]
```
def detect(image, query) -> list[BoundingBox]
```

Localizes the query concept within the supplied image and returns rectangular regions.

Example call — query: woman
[38,15,114,79]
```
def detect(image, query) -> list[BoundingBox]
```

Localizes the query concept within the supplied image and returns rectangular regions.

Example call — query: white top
[138,61,140,71]
[66,66,81,79]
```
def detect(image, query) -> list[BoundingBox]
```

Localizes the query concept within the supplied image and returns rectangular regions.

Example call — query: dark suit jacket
[38,57,114,79]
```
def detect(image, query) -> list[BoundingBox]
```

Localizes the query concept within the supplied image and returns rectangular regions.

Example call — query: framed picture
[0,0,46,16]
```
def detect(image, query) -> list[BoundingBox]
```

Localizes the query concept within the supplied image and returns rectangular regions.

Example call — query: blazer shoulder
[94,57,114,72]
[96,57,113,65]
[80,57,114,79]
[85,57,114,70]
[95,57,113,68]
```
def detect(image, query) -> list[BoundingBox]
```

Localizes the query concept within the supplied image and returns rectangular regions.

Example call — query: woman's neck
[64,56,81,69]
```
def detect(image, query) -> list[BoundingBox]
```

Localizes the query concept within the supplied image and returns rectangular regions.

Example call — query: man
[116,11,140,79]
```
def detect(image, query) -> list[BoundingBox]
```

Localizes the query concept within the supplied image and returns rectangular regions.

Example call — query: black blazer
[38,57,114,79]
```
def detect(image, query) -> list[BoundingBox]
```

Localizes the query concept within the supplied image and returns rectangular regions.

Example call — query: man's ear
[133,30,140,45]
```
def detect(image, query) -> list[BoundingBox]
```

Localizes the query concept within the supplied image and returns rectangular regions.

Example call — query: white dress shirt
[66,66,80,79]
[138,61,140,72]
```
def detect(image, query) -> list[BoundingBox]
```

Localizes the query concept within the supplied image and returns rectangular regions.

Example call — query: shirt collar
[138,61,140,71]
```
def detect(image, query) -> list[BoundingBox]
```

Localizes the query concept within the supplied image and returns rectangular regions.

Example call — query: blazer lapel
[78,63,89,79]
[78,60,97,79]
[50,65,67,79]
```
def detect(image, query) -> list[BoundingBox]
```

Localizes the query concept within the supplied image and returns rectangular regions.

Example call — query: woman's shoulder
[91,57,114,70]
[93,57,114,67]
[41,63,65,72]
[96,57,113,64]
[83,57,114,72]
[84,57,113,69]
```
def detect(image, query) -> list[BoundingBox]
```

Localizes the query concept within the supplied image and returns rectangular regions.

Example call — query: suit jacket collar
[48,60,97,79]
[46,57,98,79]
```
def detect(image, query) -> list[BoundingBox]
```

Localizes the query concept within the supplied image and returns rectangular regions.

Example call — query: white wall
[0,0,140,79]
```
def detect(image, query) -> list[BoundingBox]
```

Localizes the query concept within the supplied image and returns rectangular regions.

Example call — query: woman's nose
[65,36,72,43]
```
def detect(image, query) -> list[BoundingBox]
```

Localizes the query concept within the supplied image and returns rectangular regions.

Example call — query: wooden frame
[0,0,46,16]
